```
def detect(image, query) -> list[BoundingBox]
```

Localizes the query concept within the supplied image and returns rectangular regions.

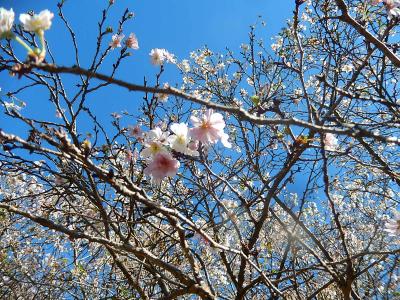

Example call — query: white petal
[220,133,232,148]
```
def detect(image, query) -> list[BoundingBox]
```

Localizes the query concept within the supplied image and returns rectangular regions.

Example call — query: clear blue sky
[0,0,293,134]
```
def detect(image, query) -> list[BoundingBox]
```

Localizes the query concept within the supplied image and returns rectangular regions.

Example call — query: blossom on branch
[156,92,169,102]
[144,152,180,183]
[109,33,124,49]
[19,10,54,32]
[168,123,199,156]
[125,33,139,50]
[141,127,169,158]
[155,83,170,102]
[128,124,143,139]
[178,59,191,72]
[0,8,14,39]
[4,101,25,111]
[190,109,231,148]
[149,48,176,65]
[323,133,338,151]
[341,64,354,73]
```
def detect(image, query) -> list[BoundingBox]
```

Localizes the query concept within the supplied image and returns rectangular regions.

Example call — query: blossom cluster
[0,7,54,62]
[0,7,54,37]
[149,48,176,65]
[131,109,231,183]
[109,32,139,50]
[109,34,176,67]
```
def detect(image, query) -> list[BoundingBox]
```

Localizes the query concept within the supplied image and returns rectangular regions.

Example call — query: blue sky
[0,0,293,134]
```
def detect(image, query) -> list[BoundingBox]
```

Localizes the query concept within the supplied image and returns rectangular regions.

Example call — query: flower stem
[14,36,34,54]
[38,30,46,60]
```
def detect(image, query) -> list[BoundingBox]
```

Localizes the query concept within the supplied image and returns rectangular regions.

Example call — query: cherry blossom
[125,33,139,49]
[384,211,400,236]
[2,2,400,298]
[189,109,231,148]
[128,124,143,139]
[179,59,191,72]
[55,108,65,118]
[144,152,180,183]
[323,133,338,151]
[168,123,199,156]
[149,48,176,65]
[155,83,170,102]
[0,8,14,38]
[341,64,354,73]
[111,112,122,119]
[145,127,169,144]
[141,127,169,158]
[188,140,199,152]
[109,33,124,49]
[19,10,54,32]
[156,92,169,102]
[4,101,25,111]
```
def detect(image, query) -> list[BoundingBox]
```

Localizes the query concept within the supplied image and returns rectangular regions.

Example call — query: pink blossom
[323,133,338,151]
[125,33,139,50]
[110,33,124,49]
[111,112,122,119]
[144,152,180,183]
[189,109,231,148]
[55,108,65,118]
[188,140,199,152]
[128,125,143,139]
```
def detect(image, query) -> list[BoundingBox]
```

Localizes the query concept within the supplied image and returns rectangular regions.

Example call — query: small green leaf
[250,95,260,105]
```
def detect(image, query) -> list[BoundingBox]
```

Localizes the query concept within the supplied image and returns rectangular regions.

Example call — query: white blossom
[20,9,54,32]
[168,123,199,156]
[0,7,14,38]
[149,48,176,65]
[323,133,338,151]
